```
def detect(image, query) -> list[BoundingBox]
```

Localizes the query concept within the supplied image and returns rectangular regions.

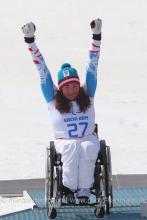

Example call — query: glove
[90,18,102,34]
[21,22,36,43]
[90,18,102,41]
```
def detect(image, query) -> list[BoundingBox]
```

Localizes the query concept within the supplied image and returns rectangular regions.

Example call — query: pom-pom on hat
[58,63,80,90]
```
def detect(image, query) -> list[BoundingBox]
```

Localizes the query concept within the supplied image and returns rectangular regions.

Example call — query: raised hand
[21,22,36,43]
[90,18,102,35]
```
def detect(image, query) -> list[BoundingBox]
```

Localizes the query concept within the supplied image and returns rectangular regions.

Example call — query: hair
[54,87,91,114]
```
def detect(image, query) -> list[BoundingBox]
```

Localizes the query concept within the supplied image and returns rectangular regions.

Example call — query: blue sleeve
[39,62,56,102]
[27,43,57,103]
[85,40,101,97]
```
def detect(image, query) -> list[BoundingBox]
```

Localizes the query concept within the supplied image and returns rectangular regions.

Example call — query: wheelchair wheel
[107,146,113,208]
[94,206,105,218]
[94,164,106,218]
[49,207,57,219]
[100,140,113,213]
[45,141,57,219]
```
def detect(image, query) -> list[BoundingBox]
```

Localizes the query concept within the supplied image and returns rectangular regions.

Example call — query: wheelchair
[45,124,113,219]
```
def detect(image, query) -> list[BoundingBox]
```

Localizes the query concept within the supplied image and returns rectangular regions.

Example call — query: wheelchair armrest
[94,123,98,136]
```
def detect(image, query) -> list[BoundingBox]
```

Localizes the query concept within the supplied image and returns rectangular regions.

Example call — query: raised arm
[21,22,57,103]
[84,18,102,97]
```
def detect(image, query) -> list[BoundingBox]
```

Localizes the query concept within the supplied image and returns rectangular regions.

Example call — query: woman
[22,18,102,204]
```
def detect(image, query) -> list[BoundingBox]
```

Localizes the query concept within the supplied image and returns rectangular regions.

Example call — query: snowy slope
[0,0,147,180]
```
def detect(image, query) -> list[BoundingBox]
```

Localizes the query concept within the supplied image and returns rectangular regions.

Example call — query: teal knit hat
[58,63,80,90]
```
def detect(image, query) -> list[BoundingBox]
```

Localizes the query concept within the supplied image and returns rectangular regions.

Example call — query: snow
[0,0,147,180]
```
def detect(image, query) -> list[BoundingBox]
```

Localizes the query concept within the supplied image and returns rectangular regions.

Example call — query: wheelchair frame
[45,127,113,219]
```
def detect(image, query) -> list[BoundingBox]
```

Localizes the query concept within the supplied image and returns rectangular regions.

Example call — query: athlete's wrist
[24,37,35,43]
[92,34,101,41]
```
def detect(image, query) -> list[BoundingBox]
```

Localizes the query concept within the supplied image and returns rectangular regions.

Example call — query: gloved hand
[21,22,36,43]
[90,18,102,34]
[90,18,102,40]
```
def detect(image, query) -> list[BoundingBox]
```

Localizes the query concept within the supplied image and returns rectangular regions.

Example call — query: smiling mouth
[68,95,77,98]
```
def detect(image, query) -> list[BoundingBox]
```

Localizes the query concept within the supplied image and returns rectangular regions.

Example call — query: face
[62,83,80,100]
